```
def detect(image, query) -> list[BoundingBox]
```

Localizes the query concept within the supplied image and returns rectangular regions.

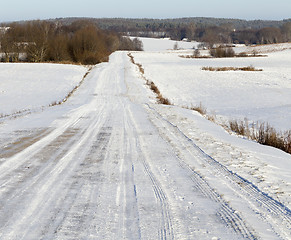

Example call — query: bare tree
[25,21,53,62]
[282,22,291,42]
[47,34,70,62]
[68,24,108,64]
[193,48,200,57]
[173,42,179,50]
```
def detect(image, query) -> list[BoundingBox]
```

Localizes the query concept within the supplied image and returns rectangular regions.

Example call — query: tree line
[49,17,291,46]
[128,21,291,45]
[0,20,143,64]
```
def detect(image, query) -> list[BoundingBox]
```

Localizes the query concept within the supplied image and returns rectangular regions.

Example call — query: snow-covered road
[0,52,290,239]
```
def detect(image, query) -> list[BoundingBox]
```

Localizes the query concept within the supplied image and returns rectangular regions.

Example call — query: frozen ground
[0,39,290,239]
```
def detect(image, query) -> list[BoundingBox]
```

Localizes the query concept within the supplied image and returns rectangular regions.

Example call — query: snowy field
[131,36,199,51]
[132,38,291,208]
[133,39,291,131]
[0,38,290,239]
[0,63,88,116]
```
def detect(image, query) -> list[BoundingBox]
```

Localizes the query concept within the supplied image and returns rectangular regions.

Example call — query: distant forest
[48,17,291,45]
[1,17,291,64]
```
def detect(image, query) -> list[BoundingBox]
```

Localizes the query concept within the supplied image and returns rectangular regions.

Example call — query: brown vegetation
[179,55,212,59]
[0,20,143,64]
[210,46,235,58]
[229,119,291,154]
[16,17,291,46]
[202,66,263,71]
[128,53,171,105]
[188,103,207,115]
[179,47,267,59]
[148,81,171,105]
[209,46,266,58]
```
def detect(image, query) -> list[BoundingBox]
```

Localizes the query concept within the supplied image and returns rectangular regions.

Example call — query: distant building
[0,27,10,34]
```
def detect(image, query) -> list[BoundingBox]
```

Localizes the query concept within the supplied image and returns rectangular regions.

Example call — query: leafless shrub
[284,130,291,153]
[190,102,207,115]
[238,52,248,57]
[1,20,136,64]
[237,51,267,58]
[179,55,211,59]
[207,114,216,122]
[229,119,291,154]
[210,46,235,58]
[119,37,143,51]
[229,119,250,137]
[193,49,200,57]
[240,66,263,71]
[180,52,266,59]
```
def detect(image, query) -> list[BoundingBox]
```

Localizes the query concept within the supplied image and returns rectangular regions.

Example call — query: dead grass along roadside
[128,53,171,105]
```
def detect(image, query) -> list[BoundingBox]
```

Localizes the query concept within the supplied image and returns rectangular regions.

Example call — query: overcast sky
[0,0,290,22]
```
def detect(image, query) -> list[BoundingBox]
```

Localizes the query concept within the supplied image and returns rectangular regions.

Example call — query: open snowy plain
[0,38,290,239]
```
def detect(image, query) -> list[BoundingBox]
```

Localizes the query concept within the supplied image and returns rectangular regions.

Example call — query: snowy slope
[0,63,88,116]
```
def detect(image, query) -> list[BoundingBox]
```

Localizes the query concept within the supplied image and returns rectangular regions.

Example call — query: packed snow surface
[0,39,290,239]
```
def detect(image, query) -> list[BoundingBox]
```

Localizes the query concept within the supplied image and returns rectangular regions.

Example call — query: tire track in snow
[126,106,174,240]
[176,159,257,239]
[146,104,287,239]
[0,103,108,239]
[0,128,82,217]
[49,124,113,239]
[0,128,52,159]
[0,103,95,181]
[49,60,142,239]
[113,107,142,240]
[148,104,291,239]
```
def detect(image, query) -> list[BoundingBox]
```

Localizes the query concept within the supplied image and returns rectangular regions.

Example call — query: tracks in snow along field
[146,103,291,239]
[0,51,290,239]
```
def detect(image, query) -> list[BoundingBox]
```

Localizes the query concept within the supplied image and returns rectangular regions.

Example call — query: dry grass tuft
[189,102,207,115]
[129,53,172,105]
[148,80,171,105]
[136,63,145,74]
[179,55,212,59]
[128,53,135,64]
[229,119,291,154]
[202,66,263,71]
